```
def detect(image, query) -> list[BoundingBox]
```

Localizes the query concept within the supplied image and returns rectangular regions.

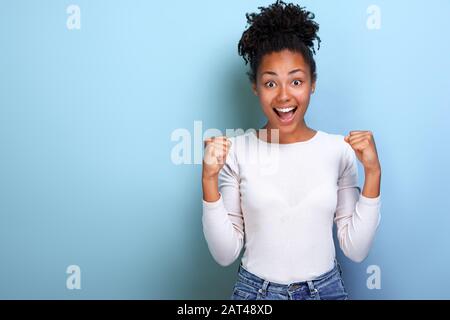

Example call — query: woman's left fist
[344,130,381,173]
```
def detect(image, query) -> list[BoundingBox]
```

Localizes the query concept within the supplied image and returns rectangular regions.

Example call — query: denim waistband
[237,260,342,293]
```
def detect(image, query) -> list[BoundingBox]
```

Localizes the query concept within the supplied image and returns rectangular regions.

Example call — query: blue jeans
[230,260,349,300]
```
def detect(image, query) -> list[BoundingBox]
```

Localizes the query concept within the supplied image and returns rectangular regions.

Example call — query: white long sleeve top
[202,130,381,284]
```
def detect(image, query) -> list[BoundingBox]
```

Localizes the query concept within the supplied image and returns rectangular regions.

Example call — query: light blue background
[1,0,449,299]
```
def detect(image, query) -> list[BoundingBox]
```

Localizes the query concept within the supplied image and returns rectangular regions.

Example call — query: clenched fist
[344,130,381,173]
[202,136,232,179]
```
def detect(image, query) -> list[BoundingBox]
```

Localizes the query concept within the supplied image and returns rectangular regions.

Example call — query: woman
[202,0,381,300]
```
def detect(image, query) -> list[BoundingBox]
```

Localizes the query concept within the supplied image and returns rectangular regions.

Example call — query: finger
[210,141,231,151]
[204,140,215,150]
[216,150,228,164]
[211,142,230,158]
[346,132,370,142]
[345,132,364,141]
[203,146,218,165]
[205,141,228,150]
[349,130,369,136]
[204,138,231,148]
[203,146,228,165]
[348,135,371,145]
[204,139,213,147]
[348,133,370,140]
[348,138,369,148]
[205,142,223,155]
[209,136,229,142]
[213,138,232,147]
[205,144,229,159]
[349,140,370,151]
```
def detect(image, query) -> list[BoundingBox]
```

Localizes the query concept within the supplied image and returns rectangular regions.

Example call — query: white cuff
[202,192,223,209]
[359,193,381,206]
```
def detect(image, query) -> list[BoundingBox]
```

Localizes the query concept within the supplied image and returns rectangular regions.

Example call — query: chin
[270,120,300,130]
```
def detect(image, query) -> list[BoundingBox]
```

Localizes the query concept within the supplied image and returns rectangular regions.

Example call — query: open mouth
[273,106,298,123]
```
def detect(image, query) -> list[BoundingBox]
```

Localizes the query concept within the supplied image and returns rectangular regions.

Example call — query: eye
[292,79,303,86]
[264,81,276,88]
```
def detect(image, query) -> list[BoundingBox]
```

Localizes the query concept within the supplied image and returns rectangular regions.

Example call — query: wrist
[202,173,218,182]
[364,166,381,176]
[202,175,220,203]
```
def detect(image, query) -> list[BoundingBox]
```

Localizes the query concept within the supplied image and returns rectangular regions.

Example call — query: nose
[276,84,291,104]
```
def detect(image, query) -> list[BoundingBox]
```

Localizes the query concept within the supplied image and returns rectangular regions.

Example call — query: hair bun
[238,0,321,83]
[243,0,320,55]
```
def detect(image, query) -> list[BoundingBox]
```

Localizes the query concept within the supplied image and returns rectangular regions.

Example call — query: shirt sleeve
[334,142,381,263]
[202,140,244,267]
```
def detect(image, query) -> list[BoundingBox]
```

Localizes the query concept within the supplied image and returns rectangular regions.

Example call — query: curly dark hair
[238,0,321,84]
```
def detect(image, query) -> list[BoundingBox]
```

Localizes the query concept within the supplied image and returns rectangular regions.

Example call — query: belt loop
[258,280,269,297]
[307,281,318,298]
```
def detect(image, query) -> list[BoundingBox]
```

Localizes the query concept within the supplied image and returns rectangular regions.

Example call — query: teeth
[275,106,296,113]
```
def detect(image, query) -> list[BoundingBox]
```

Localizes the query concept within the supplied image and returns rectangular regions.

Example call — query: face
[252,49,316,135]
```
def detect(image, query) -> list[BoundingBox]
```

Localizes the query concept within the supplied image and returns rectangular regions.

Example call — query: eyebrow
[261,68,305,76]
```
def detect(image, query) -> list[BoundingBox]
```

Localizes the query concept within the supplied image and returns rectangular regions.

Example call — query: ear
[311,81,316,94]
[252,82,257,96]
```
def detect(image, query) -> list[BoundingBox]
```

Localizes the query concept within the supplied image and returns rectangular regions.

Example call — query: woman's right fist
[202,136,232,179]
